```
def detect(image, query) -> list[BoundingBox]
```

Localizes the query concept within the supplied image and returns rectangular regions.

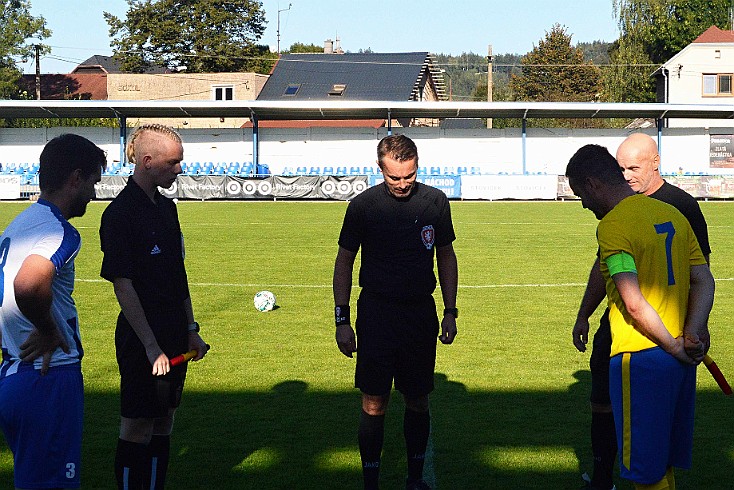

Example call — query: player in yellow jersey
[566,144,715,490]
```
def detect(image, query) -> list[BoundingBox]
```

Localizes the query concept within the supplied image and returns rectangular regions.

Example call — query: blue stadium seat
[322,166,334,175]
[349,166,362,175]
[457,166,468,175]
[336,166,348,176]
[296,166,308,175]
[363,166,378,175]
[429,166,440,175]
[470,167,481,175]
[309,166,321,175]
[240,162,253,175]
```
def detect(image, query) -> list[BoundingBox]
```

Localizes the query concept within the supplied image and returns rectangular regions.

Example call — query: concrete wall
[2,125,734,176]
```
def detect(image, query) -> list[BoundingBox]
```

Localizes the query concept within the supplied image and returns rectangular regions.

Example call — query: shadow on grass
[0,371,731,489]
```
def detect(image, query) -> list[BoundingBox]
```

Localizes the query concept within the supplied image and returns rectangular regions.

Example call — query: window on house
[720,75,732,94]
[328,84,347,96]
[283,84,300,96]
[213,85,234,100]
[703,74,733,96]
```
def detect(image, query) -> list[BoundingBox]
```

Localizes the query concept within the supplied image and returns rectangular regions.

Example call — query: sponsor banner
[710,134,734,168]
[461,175,558,200]
[418,176,461,198]
[368,175,462,198]
[95,175,128,199]
[0,175,21,200]
[226,175,369,199]
[160,175,224,200]
[667,175,734,199]
[97,175,368,200]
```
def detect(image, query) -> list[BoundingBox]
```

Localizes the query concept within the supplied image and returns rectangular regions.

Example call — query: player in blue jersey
[0,134,106,489]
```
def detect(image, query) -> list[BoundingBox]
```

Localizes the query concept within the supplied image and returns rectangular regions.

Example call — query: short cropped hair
[126,123,182,164]
[566,144,626,186]
[377,134,418,167]
[39,134,106,193]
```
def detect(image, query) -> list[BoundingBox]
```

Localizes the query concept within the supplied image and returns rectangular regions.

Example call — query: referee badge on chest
[421,225,435,250]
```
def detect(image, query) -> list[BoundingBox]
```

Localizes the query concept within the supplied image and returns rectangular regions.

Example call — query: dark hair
[566,144,625,186]
[39,134,106,193]
[377,134,418,166]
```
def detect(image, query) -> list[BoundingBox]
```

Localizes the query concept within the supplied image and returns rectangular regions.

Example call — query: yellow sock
[665,467,675,490]
[633,467,675,490]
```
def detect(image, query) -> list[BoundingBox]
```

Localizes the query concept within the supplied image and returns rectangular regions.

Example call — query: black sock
[591,411,617,489]
[359,410,385,490]
[404,408,430,483]
[115,438,148,490]
[144,435,170,490]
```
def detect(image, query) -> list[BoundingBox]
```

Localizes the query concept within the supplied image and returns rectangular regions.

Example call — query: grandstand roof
[1,100,733,121]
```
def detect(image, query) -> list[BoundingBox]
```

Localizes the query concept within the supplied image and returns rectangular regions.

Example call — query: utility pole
[277,3,292,55]
[487,44,493,128]
[35,44,41,100]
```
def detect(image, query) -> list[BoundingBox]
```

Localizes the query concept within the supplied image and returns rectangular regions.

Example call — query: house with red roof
[655,25,734,127]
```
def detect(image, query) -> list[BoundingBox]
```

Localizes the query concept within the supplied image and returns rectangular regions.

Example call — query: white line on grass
[76,278,734,288]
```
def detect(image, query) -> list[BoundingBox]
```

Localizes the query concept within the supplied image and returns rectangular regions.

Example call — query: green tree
[511,24,601,103]
[105,0,269,73]
[286,42,323,54]
[613,0,732,64]
[0,0,50,99]
[600,38,656,102]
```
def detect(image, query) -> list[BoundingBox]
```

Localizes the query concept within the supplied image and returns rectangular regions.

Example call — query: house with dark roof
[655,25,734,127]
[253,52,447,128]
[72,55,171,75]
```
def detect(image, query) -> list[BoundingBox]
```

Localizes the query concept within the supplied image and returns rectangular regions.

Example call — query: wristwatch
[443,307,459,319]
[187,321,200,333]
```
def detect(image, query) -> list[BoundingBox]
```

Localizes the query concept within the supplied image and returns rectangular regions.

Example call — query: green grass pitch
[0,200,732,489]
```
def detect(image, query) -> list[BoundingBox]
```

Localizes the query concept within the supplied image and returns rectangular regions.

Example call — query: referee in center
[333,134,458,490]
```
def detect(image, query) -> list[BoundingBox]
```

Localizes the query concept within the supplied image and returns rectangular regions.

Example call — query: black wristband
[335,305,350,326]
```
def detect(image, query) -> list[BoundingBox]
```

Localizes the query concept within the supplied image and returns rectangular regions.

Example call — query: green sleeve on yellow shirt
[606,252,637,276]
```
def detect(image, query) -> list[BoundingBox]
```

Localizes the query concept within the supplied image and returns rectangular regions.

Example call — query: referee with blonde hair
[100,124,208,489]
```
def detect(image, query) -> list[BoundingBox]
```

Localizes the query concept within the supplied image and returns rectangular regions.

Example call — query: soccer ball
[253,290,276,312]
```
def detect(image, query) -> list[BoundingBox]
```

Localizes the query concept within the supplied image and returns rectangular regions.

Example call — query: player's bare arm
[15,254,70,374]
[683,263,715,357]
[113,277,169,375]
[436,243,458,344]
[333,246,357,357]
[573,257,606,352]
[612,272,694,365]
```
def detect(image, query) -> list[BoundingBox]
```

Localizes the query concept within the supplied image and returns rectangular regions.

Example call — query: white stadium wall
[2,125,734,176]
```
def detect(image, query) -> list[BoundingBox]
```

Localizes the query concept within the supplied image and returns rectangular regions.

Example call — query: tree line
[1,0,732,128]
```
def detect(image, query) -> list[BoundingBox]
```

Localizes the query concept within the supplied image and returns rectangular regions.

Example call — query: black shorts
[589,308,612,405]
[115,312,188,418]
[354,291,439,397]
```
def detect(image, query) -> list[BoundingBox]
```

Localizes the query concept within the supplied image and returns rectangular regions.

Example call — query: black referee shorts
[589,308,612,406]
[115,313,188,418]
[355,291,439,397]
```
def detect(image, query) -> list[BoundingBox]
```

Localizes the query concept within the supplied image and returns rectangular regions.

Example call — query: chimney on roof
[324,39,334,54]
